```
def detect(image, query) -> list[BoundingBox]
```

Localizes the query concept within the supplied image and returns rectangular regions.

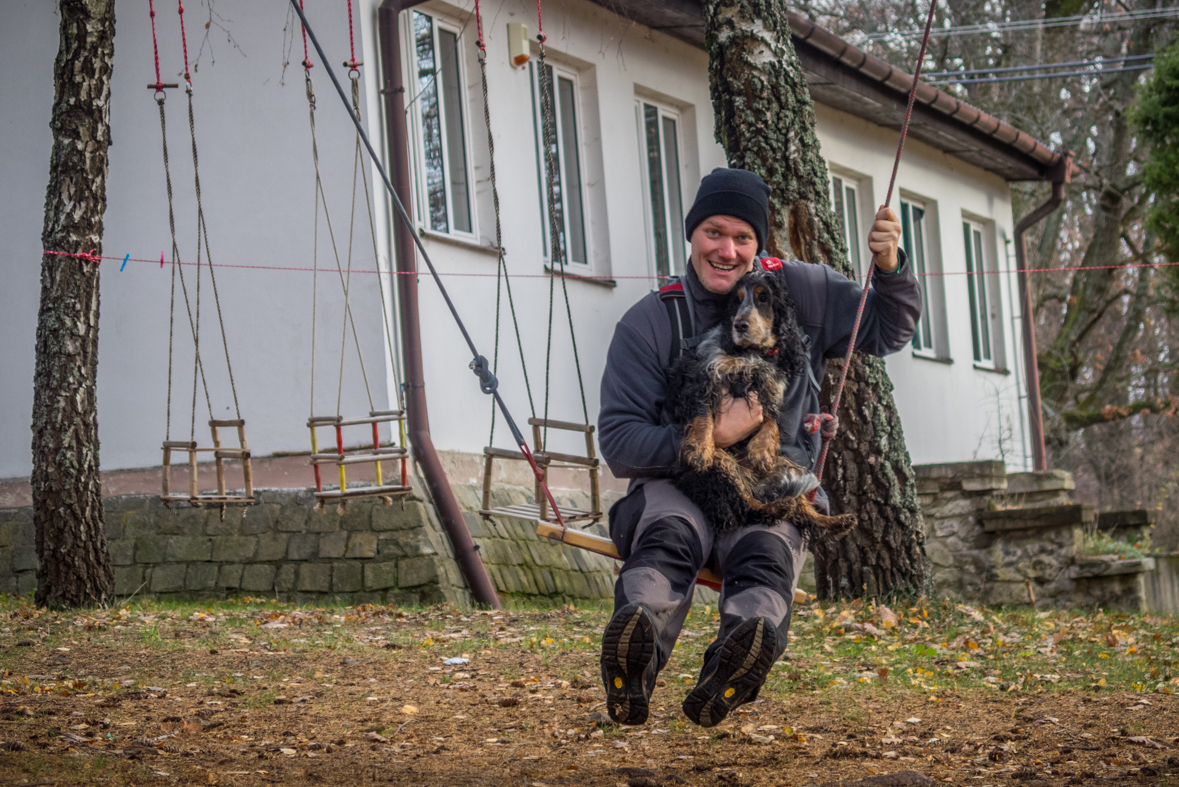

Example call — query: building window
[900,199,935,354]
[531,61,589,266]
[637,101,686,281]
[963,220,994,364]
[831,174,863,277]
[410,10,472,236]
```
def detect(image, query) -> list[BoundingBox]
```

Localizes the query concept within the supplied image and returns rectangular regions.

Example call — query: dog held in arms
[664,268,856,536]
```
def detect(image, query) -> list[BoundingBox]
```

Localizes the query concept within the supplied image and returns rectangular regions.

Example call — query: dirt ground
[0,597,1177,786]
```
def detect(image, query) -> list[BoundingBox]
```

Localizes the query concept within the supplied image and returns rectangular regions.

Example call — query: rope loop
[305,71,316,108]
[469,355,499,395]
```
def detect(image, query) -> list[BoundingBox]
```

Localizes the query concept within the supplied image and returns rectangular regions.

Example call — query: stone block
[210,535,257,563]
[186,562,219,590]
[464,513,485,538]
[319,531,347,559]
[275,564,297,592]
[333,562,363,593]
[377,534,407,558]
[340,504,372,532]
[12,546,37,573]
[346,532,378,559]
[0,547,12,573]
[287,533,319,561]
[373,501,430,532]
[254,532,290,562]
[275,503,309,533]
[1006,469,1075,495]
[297,563,332,593]
[103,513,124,542]
[107,539,135,566]
[306,507,339,533]
[932,516,972,538]
[241,503,277,535]
[538,568,556,595]
[120,506,158,538]
[569,571,592,599]
[913,460,1006,492]
[166,536,213,563]
[980,504,1093,533]
[150,563,187,593]
[158,507,207,536]
[925,538,956,568]
[16,572,37,597]
[1069,557,1156,579]
[364,561,399,591]
[113,565,144,596]
[218,563,244,589]
[135,536,169,564]
[0,517,29,548]
[240,564,276,592]
[399,556,439,588]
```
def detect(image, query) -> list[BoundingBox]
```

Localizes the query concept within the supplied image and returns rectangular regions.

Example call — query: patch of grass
[1081,529,1152,559]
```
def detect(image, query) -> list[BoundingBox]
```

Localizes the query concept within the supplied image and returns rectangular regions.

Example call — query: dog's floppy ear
[765,272,808,380]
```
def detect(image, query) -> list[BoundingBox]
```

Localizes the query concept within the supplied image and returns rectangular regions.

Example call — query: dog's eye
[756,289,768,302]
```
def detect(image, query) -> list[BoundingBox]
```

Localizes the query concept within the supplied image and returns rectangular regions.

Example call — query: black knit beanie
[684,168,772,252]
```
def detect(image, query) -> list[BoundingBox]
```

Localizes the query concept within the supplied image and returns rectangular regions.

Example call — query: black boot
[600,603,660,725]
[682,616,777,728]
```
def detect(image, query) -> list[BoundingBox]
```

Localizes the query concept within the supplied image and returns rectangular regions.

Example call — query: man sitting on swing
[597,168,922,727]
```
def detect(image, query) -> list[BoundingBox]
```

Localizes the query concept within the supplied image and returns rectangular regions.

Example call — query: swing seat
[481,418,602,524]
[535,520,808,602]
[307,410,413,503]
[162,420,255,506]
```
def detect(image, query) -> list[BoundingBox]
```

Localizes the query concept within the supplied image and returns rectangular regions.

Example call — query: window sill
[417,227,501,257]
[973,363,1010,375]
[912,352,953,365]
[543,263,617,289]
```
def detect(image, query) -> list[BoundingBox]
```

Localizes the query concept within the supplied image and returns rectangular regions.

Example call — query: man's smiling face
[689,215,760,295]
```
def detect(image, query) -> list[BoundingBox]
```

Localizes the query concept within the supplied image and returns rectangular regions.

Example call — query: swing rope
[810,0,940,489]
[475,0,536,447]
[534,3,590,452]
[179,0,242,422]
[300,1,377,419]
[288,0,570,529]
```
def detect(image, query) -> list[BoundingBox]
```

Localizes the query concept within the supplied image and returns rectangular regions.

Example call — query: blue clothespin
[120,253,129,272]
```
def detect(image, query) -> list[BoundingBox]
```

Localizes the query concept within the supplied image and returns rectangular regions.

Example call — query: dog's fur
[664,268,856,536]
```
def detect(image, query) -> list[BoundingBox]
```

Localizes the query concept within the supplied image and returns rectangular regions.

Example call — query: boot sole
[600,604,657,726]
[682,617,776,728]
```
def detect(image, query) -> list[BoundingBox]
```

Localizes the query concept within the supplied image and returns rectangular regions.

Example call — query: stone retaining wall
[0,473,622,608]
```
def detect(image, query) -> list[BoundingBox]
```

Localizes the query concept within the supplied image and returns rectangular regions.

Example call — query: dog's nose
[734,320,749,334]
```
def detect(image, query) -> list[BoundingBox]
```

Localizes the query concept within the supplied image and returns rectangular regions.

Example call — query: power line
[923,53,1154,78]
[928,63,1152,85]
[865,6,1179,40]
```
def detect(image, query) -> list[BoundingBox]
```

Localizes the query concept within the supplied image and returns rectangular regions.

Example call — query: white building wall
[0,0,1028,480]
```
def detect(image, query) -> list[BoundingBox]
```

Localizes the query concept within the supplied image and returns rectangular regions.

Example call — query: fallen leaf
[401,705,418,715]
[879,606,900,628]
[365,732,388,743]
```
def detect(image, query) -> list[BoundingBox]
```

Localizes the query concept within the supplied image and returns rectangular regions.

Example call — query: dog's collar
[764,347,779,357]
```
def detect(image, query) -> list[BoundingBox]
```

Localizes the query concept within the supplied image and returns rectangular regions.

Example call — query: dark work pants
[609,479,807,669]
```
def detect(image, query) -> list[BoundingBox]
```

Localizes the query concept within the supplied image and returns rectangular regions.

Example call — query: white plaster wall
[0,0,1027,479]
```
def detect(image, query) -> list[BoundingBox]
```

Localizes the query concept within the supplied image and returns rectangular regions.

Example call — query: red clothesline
[41,248,1179,280]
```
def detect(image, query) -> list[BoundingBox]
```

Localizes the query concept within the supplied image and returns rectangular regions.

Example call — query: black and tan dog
[664,268,856,535]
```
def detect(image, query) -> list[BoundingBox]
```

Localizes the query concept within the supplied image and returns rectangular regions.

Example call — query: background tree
[796,0,1179,550]
[32,0,117,608]
[702,0,929,599]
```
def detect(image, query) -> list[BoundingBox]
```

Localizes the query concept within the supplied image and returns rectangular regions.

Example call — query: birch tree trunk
[702,0,928,598]
[32,0,116,608]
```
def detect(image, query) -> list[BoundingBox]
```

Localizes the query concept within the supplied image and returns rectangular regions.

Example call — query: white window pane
[437,29,471,233]
[963,222,984,361]
[845,184,861,276]
[557,76,586,265]
[413,12,447,232]
[974,228,991,360]
[662,115,685,273]
[643,104,669,279]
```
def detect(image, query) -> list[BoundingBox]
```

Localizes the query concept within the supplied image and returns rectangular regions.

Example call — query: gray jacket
[598,254,922,482]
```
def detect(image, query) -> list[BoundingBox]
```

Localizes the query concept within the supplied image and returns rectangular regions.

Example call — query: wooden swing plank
[527,417,594,434]
[162,440,198,449]
[534,521,808,604]
[535,450,599,468]
[314,484,412,500]
[482,503,599,523]
[482,446,550,463]
[208,419,246,428]
[310,448,408,465]
[161,494,256,504]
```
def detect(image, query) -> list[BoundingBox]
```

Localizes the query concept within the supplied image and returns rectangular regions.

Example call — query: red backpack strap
[658,279,685,299]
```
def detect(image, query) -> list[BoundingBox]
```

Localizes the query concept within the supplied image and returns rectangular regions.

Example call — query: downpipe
[1013,153,1072,472]
[377,0,501,608]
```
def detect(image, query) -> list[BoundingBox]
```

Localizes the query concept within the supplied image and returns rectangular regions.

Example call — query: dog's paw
[752,468,819,503]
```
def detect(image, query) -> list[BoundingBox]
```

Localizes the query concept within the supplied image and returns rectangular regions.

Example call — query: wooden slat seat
[313,483,412,501]
[307,411,409,509]
[480,502,599,524]
[161,420,254,508]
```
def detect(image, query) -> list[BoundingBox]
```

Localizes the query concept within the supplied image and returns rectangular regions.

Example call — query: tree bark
[702,0,927,598]
[32,0,116,609]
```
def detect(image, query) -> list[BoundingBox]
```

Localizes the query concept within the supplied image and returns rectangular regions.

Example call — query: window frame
[830,172,865,279]
[530,60,592,269]
[636,99,687,282]
[900,198,938,358]
[963,218,996,366]
[405,9,477,241]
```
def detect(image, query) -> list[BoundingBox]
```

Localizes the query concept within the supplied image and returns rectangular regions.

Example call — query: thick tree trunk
[702,0,927,598]
[32,0,116,609]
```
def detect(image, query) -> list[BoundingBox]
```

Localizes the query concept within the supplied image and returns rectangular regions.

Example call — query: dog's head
[726,268,807,379]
